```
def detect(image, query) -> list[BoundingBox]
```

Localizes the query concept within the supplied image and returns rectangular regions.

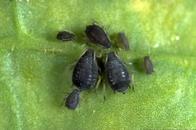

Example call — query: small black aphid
[72,49,99,91]
[85,24,111,48]
[65,89,80,110]
[56,31,75,41]
[118,32,130,50]
[144,56,154,74]
[105,52,131,93]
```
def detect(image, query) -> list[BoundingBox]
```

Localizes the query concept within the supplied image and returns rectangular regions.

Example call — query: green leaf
[0,0,196,129]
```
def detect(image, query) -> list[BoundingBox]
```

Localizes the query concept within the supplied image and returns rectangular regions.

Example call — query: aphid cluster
[57,23,154,110]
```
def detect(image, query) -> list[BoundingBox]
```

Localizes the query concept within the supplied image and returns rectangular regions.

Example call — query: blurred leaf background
[0,0,195,129]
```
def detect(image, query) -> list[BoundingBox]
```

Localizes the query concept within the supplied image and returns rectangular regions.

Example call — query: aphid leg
[129,84,135,92]
[95,76,102,90]
[102,83,106,101]
[94,76,102,96]
[129,74,135,92]
[92,20,99,25]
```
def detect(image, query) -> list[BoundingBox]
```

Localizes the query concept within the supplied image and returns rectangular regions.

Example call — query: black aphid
[85,24,111,48]
[118,32,130,50]
[105,52,131,93]
[56,31,75,41]
[65,89,80,110]
[144,56,154,74]
[72,49,99,91]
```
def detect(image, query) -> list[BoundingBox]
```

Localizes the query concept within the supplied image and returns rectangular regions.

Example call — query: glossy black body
[56,31,75,41]
[118,32,130,50]
[85,24,111,48]
[65,89,80,110]
[72,49,99,90]
[105,52,131,93]
[144,56,154,74]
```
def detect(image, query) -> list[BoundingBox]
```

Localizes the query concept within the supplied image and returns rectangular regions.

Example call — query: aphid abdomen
[65,89,80,110]
[106,52,131,92]
[72,49,99,90]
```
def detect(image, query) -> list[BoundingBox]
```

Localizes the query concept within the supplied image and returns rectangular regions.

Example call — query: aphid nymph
[105,52,131,93]
[118,32,130,50]
[65,89,80,110]
[56,31,75,41]
[85,24,111,48]
[72,49,99,91]
[144,56,154,74]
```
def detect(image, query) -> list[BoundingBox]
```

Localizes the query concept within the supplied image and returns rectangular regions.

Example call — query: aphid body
[144,56,154,74]
[56,31,75,41]
[118,32,130,50]
[85,24,111,48]
[105,52,131,93]
[65,89,80,110]
[72,49,99,91]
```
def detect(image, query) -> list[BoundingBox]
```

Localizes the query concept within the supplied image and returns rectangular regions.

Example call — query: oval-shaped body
[85,24,111,48]
[56,31,75,41]
[105,52,131,93]
[118,32,130,50]
[65,89,80,110]
[72,49,99,90]
[144,56,154,74]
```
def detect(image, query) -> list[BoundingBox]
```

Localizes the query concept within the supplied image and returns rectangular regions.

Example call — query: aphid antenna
[91,20,103,27]
[72,48,92,65]
[113,51,128,65]
[63,29,75,34]
[69,49,90,69]
[113,51,133,70]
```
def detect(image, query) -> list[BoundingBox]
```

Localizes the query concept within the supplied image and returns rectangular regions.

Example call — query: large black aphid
[105,52,131,93]
[65,89,80,110]
[85,24,111,48]
[72,49,99,91]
